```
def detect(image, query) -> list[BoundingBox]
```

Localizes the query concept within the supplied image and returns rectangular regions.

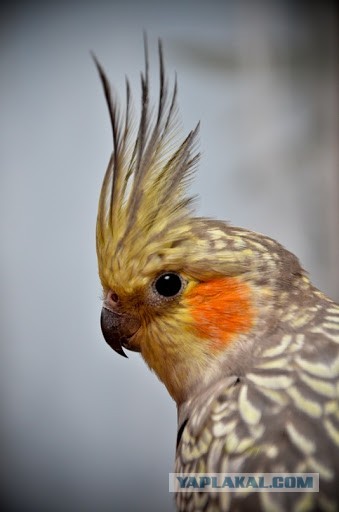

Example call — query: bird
[93,38,339,511]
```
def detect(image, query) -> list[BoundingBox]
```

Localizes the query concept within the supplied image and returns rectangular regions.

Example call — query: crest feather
[94,37,200,286]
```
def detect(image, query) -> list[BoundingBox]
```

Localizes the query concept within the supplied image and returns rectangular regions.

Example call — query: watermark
[169,473,319,492]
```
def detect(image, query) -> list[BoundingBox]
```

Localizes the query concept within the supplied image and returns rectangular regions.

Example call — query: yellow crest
[94,38,200,292]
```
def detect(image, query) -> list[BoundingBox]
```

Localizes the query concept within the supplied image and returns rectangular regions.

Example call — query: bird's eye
[154,272,184,298]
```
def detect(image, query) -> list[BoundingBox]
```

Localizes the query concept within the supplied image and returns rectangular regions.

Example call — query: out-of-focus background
[1,1,338,510]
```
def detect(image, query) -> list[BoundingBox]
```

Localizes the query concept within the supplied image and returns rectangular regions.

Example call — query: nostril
[107,290,119,305]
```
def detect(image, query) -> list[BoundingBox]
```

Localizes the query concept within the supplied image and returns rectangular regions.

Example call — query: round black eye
[154,273,183,298]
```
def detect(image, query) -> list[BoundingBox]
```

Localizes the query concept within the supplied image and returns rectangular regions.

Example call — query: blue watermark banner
[169,473,319,492]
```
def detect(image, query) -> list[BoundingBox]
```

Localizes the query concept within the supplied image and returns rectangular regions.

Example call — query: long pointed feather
[95,38,200,285]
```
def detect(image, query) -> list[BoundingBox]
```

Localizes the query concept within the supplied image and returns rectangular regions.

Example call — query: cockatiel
[94,40,339,512]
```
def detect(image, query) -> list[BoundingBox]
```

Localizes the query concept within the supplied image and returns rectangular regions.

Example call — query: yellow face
[100,244,257,402]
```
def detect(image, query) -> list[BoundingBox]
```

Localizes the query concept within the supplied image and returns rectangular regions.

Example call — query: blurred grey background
[1,0,338,511]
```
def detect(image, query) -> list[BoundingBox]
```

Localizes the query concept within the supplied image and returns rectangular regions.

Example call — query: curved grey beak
[100,307,140,358]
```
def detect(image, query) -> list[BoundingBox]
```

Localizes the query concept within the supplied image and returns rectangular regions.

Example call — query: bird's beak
[100,307,141,358]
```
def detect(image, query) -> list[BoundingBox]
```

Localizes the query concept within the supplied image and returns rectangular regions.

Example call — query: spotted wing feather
[176,300,339,512]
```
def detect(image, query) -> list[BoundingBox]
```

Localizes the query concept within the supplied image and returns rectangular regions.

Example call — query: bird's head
[94,40,305,404]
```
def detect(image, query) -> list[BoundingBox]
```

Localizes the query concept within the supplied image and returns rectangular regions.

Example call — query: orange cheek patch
[185,277,255,348]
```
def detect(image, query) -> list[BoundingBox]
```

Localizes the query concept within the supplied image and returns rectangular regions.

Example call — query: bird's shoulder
[175,299,339,511]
